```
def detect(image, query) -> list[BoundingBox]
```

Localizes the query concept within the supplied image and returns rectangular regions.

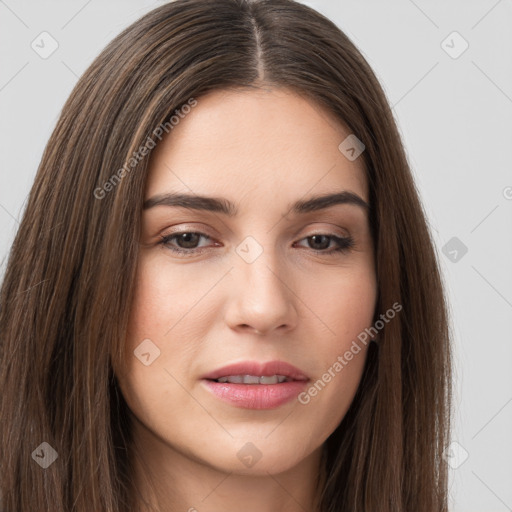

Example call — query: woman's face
[117,87,377,476]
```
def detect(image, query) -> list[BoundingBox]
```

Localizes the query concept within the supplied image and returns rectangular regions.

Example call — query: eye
[158,231,355,257]
[159,231,215,256]
[294,234,355,255]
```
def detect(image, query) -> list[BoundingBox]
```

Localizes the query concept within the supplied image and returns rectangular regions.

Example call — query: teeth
[260,375,278,384]
[216,374,290,384]
[218,375,244,384]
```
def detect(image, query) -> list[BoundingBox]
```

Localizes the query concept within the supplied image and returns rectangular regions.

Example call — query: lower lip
[201,379,309,409]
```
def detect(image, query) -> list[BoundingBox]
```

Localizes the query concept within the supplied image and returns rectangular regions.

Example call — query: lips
[200,360,310,410]
[201,360,309,382]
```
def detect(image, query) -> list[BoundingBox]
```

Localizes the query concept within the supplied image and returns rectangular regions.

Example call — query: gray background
[1,1,511,510]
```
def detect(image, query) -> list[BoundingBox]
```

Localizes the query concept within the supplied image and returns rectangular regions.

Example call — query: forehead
[145,87,368,208]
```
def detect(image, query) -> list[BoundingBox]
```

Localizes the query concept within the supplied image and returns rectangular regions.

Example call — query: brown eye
[159,231,213,255]
[295,234,355,255]
[172,232,202,249]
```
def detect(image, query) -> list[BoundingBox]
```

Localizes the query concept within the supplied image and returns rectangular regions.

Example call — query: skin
[116,86,378,512]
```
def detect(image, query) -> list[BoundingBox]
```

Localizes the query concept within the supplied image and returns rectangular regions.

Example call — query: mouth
[209,374,295,384]
[200,360,310,409]
[201,359,309,382]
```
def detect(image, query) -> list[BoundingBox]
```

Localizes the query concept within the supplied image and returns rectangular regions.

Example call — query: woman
[0,0,452,510]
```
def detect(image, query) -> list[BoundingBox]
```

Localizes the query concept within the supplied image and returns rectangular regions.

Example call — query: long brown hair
[0,1,452,510]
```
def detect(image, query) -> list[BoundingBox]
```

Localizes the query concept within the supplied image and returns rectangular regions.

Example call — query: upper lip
[201,360,309,381]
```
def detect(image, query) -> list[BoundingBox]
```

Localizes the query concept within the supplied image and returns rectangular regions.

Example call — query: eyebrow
[143,190,370,216]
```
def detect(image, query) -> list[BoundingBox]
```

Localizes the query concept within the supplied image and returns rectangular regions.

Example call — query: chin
[195,438,315,476]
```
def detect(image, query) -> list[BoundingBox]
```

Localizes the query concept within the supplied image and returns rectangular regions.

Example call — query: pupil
[311,235,328,250]
[179,233,198,248]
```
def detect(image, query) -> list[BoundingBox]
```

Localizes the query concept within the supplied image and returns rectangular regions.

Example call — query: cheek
[304,261,377,345]
[118,264,198,443]
[125,254,214,349]
[296,266,376,419]
[120,255,216,415]
[125,259,177,344]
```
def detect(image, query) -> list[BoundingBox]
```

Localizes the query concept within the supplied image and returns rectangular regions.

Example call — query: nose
[223,243,298,336]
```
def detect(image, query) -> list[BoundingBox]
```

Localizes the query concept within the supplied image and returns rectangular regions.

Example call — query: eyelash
[158,231,355,257]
